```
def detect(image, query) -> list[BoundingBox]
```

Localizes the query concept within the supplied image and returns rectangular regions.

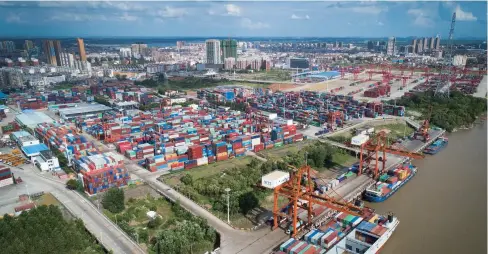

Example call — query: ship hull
[363,169,416,203]
[424,140,448,155]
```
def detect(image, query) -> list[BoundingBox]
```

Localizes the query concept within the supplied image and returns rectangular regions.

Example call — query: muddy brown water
[370,121,487,254]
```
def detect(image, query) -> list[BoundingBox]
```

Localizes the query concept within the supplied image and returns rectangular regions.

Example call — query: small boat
[423,136,448,155]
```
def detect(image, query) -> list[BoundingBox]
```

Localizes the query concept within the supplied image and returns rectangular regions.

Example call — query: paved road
[124,164,288,254]
[6,164,144,254]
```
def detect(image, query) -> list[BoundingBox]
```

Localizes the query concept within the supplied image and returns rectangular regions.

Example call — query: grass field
[161,156,254,188]
[240,69,292,82]
[257,140,313,160]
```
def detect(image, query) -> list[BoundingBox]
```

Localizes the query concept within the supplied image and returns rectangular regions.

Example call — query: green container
[274,142,283,147]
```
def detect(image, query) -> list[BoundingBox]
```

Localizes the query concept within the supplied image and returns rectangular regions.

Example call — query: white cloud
[291,14,310,20]
[350,5,388,14]
[225,4,241,16]
[120,12,138,21]
[157,6,187,18]
[241,18,269,30]
[455,5,477,21]
[407,8,434,27]
[51,13,108,22]
[6,12,22,23]
[377,21,384,26]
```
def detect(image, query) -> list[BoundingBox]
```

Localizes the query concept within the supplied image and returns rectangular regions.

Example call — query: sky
[0,1,486,38]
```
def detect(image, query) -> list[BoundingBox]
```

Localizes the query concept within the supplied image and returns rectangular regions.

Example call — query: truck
[286,219,303,235]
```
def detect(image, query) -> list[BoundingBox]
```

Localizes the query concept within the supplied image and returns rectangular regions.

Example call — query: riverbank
[370,120,487,254]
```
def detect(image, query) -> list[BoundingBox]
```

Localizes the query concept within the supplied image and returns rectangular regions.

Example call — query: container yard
[198,87,406,130]
[81,104,307,173]
[33,122,131,194]
[0,166,14,188]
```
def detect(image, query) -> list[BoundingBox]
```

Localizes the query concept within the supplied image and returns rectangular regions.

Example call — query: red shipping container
[386,176,398,184]
[232,142,242,150]
[323,231,338,244]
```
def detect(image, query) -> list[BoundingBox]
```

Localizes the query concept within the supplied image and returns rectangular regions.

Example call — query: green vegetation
[94,96,112,107]
[242,69,292,81]
[102,188,125,213]
[104,193,217,254]
[66,179,84,193]
[328,123,414,144]
[50,146,73,174]
[162,141,355,227]
[393,91,487,132]
[0,205,105,254]
[51,82,75,90]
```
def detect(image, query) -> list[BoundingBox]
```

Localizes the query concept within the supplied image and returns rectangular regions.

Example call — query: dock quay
[292,128,446,240]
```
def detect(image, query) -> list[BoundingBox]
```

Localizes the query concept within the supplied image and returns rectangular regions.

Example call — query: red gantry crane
[413,107,433,142]
[358,131,425,180]
[272,165,370,237]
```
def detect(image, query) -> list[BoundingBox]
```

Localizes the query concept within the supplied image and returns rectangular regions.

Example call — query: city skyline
[0,1,486,38]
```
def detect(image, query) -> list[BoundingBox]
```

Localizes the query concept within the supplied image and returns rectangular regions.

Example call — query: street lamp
[224,188,231,224]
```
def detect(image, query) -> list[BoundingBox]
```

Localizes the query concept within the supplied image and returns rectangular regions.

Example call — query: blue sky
[0,1,486,38]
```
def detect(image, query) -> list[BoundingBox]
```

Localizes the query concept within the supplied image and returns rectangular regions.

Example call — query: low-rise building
[58,103,112,121]
[15,111,54,129]
[34,150,60,172]
[21,143,49,158]
[11,131,40,147]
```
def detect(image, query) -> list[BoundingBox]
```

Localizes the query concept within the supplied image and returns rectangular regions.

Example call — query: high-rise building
[386,37,396,56]
[417,41,423,54]
[43,40,58,66]
[434,36,441,50]
[60,52,75,67]
[333,41,338,48]
[77,38,86,61]
[367,41,374,50]
[119,48,131,58]
[53,40,62,66]
[24,40,34,51]
[411,39,417,53]
[220,39,237,61]
[429,37,435,49]
[176,41,185,51]
[205,39,222,64]
[1,41,16,53]
[423,38,429,50]
[131,43,148,57]
[338,42,343,48]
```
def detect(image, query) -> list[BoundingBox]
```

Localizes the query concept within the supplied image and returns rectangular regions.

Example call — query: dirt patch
[269,83,297,91]
[124,185,159,201]
[37,193,61,206]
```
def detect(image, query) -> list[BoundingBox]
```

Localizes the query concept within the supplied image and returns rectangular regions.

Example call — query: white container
[196,157,208,166]
[261,171,290,189]
[351,134,370,146]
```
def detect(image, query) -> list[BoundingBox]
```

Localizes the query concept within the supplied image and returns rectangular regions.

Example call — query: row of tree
[177,142,342,217]
[0,205,105,254]
[392,91,487,132]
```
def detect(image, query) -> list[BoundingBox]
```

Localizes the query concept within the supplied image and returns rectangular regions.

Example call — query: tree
[66,179,79,190]
[180,174,193,186]
[238,191,259,215]
[102,188,125,213]
[0,205,104,254]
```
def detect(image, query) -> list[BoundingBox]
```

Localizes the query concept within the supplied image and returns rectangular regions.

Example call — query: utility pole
[225,188,231,224]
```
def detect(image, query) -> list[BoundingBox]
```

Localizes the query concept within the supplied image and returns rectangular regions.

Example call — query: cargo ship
[363,163,417,203]
[278,211,399,254]
[423,136,448,155]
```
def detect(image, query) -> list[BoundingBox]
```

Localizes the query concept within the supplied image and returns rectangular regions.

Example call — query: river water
[369,121,487,254]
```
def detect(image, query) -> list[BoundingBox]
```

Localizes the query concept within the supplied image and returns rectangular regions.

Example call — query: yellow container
[369,214,378,223]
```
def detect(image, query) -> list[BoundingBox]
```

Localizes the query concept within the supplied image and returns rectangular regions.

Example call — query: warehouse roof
[58,103,112,116]
[22,143,49,156]
[15,111,54,127]
[12,131,31,139]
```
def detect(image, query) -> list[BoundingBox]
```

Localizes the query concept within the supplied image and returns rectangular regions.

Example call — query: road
[4,164,144,254]
[124,164,288,254]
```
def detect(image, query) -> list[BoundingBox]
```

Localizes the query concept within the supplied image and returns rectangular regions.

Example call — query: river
[370,120,487,254]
